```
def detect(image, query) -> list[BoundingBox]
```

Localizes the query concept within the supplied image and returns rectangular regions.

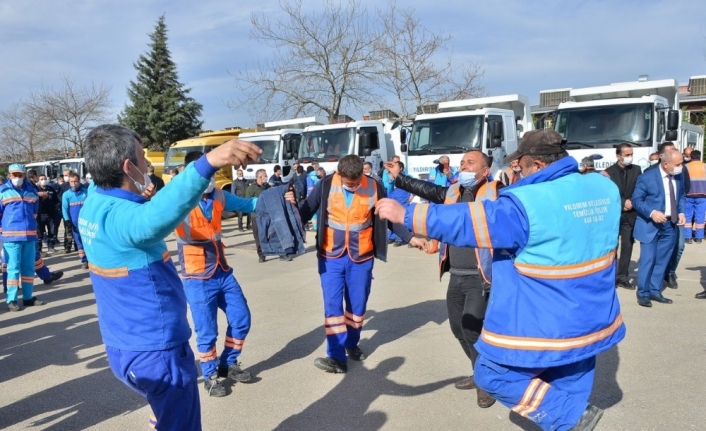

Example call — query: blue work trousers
[2,248,51,292]
[3,241,35,303]
[318,255,373,362]
[183,267,251,379]
[72,225,87,263]
[475,354,595,431]
[106,342,201,431]
[685,197,706,239]
[638,222,676,298]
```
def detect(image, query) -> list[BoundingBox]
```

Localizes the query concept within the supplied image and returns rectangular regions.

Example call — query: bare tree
[375,2,485,117]
[0,101,54,162]
[28,75,112,156]
[231,0,380,123]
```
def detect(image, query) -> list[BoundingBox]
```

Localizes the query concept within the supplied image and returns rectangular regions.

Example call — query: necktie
[668,175,677,224]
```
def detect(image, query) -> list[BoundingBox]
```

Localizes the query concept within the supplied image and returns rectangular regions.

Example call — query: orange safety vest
[437,181,499,283]
[502,166,520,185]
[174,188,230,279]
[686,161,706,197]
[322,173,378,262]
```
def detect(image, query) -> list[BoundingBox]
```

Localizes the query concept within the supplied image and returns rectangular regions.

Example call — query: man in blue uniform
[1,164,44,311]
[62,173,89,269]
[376,130,625,431]
[175,151,257,397]
[79,124,260,431]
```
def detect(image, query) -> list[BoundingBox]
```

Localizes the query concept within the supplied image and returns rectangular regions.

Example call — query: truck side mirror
[665,130,678,141]
[400,144,408,153]
[489,121,503,148]
[667,110,679,131]
[359,133,372,156]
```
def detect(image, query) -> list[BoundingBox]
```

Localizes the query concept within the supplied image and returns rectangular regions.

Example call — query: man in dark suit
[603,144,642,289]
[632,150,686,307]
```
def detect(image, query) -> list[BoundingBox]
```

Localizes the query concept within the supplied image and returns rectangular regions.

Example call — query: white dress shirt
[658,165,677,218]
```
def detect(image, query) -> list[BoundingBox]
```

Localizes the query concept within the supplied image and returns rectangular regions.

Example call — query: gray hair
[581,157,594,169]
[85,125,143,189]
[255,169,267,177]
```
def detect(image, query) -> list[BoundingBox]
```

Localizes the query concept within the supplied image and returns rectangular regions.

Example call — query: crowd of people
[1,123,704,431]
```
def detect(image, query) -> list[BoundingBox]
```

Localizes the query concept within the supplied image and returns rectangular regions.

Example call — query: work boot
[258,256,266,263]
[696,238,703,243]
[203,374,227,397]
[345,346,367,361]
[569,405,603,431]
[44,270,64,285]
[218,362,252,383]
[476,388,496,408]
[454,375,476,390]
[81,262,89,270]
[685,238,693,244]
[7,301,20,312]
[23,297,46,306]
[314,357,347,374]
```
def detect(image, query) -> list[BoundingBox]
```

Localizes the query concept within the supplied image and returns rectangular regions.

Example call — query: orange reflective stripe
[325,325,347,335]
[514,251,615,279]
[2,230,37,236]
[519,382,551,416]
[21,276,34,283]
[225,336,244,350]
[1,197,22,204]
[6,279,19,286]
[344,311,365,329]
[88,263,128,278]
[413,204,429,237]
[162,251,171,262]
[481,313,623,351]
[511,378,541,414]
[468,202,491,248]
[35,258,44,269]
[198,347,217,362]
[325,316,345,325]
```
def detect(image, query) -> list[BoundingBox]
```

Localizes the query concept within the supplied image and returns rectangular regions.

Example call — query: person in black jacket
[147,165,165,192]
[58,168,77,253]
[232,169,250,231]
[35,173,61,254]
[288,155,425,375]
[602,143,642,290]
[384,150,500,408]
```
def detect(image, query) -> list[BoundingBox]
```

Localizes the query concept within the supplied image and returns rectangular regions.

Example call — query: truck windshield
[298,128,355,161]
[59,161,84,176]
[246,139,280,164]
[409,116,483,155]
[555,103,653,148]
[165,145,206,170]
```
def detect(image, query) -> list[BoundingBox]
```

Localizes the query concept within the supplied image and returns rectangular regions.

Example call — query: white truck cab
[237,117,327,183]
[25,160,61,180]
[58,157,87,181]
[552,79,681,171]
[297,119,403,175]
[405,94,532,184]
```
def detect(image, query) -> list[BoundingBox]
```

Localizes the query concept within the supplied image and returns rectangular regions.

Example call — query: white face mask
[128,161,152,194]
[672,165,683,176]
[649,160,659,166]
[458,171,480,188]
[11,177,23,187]
[683,157,691,162]
[342,184,360,193]
[39,180,48,187]
[63,175,69,182]
[622,157,633,166]
[205,177,216,193]
[512,167,522,173]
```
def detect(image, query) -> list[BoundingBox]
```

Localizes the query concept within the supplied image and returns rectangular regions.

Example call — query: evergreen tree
[119,14,203,151]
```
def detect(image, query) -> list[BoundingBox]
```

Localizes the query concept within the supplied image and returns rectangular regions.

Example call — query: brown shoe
[476,388,496,408]
[454,375,476,390]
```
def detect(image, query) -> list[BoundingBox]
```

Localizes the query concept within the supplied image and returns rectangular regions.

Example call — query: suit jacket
[604,163,641,226]
[632,166,686,243]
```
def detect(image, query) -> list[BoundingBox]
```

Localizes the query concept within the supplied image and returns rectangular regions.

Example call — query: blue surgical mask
[458,171,480,188]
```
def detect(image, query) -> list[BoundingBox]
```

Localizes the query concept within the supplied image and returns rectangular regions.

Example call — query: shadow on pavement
[0,367,146,430]
[272,357,456,431]
[508,346,623,430]
[685,265,706,291]
[248,299,447,377]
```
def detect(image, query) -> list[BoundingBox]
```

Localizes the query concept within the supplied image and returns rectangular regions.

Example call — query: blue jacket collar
[505,156,578,190]
[96,186,147,204]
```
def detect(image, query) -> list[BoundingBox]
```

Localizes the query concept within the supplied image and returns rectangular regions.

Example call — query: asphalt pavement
[0,218,704,431]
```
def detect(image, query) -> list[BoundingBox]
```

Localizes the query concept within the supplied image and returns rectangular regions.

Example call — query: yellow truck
[144,149,165,177]
[163,127,256,192]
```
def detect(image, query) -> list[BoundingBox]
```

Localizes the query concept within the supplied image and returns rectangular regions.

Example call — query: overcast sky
[1,0,704,132]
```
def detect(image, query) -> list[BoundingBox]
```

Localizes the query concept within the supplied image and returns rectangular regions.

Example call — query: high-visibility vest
[174,188,230,279]
[686,161,706,197]
[438,181,498,282]
[322,173,378,262]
